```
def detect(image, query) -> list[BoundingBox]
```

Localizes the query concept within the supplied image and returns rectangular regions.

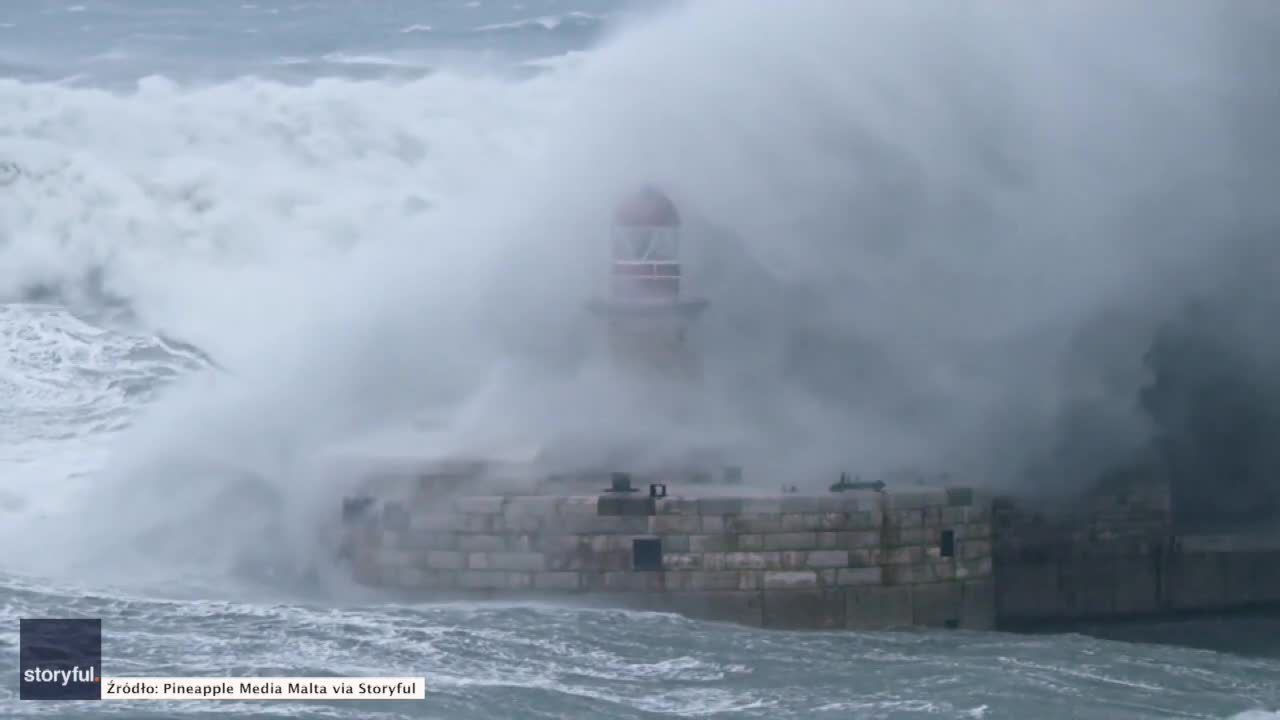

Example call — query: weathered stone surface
[883,527,928,547]
[891,489,949,510]
[817,512,869,531]
[848,548,882,567]
[903,560,955,584]
[390,567,452,590]
[654,497,698,515]
[457,534,505,553]
[395,529,449,550]
[960,579,995,629]
[806,550,850,568]
[779,514,824,532]
[1252,552,1280,602]
[374,546,411,568]
[650,514,701,534]
[780,496,838,513]
[663,535,691,553]
[455,496,506,514]
[763,571,819,590]
[690,534,733,553]
[533,572,582,591]
[844,530,882,549]
[381,502,412,534]
[740,498,784,514]
[559,496,599,515]
[657,571,688,591]
[672,570,750,592]
[588,534,642,553]
[560,515,650,534]
[945,487,975,507]
[815,532,842,549]
[449,513,496,533]
[775,551,805,569]
[941,507,971,524]
[591,571,660,589]
[1167,552,1226,610]
[957,557,993,579]
[535,534,583,554]
[834,491,882,513]
[819,511,879,530]
[846,584,913,629]
[352,558,386,587]
[912,582,962,627]
[346,487,1004,629]
[699,515,726,533]
[957,523,993,541]
[504,495,561,518]
[763,532,818,551]
[835,567,883,586]
[424,550,466,570]
[721,552,775,570]
[398,567,427,588]
[995,561,1063,619]
[1223,553,1263,604]
[408,512,450,532]
[662,553,703,571]
[727,515,785,534]
[504,534,534,552]
[960,539,992,560]
[1059,559,1117,617]
[572,549,630,572]
[1111,556,1160,615]
[883,546,925,565]
[597,495,656,517]
[484,552,546,571]
[696,498,743,515]
[763,590,845,629]
[499,513,542,533]
[458,571,531,590]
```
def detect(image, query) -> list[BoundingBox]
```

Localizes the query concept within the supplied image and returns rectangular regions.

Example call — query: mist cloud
[6,0,1279,582]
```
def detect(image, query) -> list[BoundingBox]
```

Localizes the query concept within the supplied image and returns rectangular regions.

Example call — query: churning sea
[0,1,1278,718]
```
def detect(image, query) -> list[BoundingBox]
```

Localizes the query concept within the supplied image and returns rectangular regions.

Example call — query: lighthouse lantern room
[590,186,708,380]
[610,186,684,300]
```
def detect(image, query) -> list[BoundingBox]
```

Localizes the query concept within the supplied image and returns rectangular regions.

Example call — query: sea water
[1,1,1278,717]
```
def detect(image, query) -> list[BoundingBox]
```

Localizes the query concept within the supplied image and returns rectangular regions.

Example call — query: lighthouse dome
[614,186,680,227]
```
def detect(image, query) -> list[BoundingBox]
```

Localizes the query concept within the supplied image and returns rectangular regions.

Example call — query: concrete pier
[340,472,1280,630]
[992,481,1280,629]
[341,484,995,630]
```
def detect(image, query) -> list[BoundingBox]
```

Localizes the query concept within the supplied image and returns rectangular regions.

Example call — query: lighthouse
[588,186,708,381]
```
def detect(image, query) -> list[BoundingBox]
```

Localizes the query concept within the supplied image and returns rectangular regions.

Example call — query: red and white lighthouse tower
[588,186,708,381]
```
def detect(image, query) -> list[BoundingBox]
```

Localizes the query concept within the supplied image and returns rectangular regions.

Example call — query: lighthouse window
[615,227,678,262]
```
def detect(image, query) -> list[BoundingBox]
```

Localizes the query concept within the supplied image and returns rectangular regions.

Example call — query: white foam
[475,11,601,32]
[0,0,1265,590]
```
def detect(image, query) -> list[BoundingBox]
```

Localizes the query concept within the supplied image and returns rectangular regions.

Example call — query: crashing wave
[474,11,604,33]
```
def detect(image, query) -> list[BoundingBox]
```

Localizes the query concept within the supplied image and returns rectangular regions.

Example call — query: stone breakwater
[994,480,1280,628]
[341,487,996,630]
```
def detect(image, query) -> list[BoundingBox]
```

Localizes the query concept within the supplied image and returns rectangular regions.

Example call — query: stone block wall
[993,478,1280,627]
[341,487,995,630]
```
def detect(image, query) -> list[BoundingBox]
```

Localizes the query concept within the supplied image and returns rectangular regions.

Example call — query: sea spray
[1,0,1278,591]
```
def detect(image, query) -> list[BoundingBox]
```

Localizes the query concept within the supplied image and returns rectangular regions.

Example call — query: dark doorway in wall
[633,538,663,571]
